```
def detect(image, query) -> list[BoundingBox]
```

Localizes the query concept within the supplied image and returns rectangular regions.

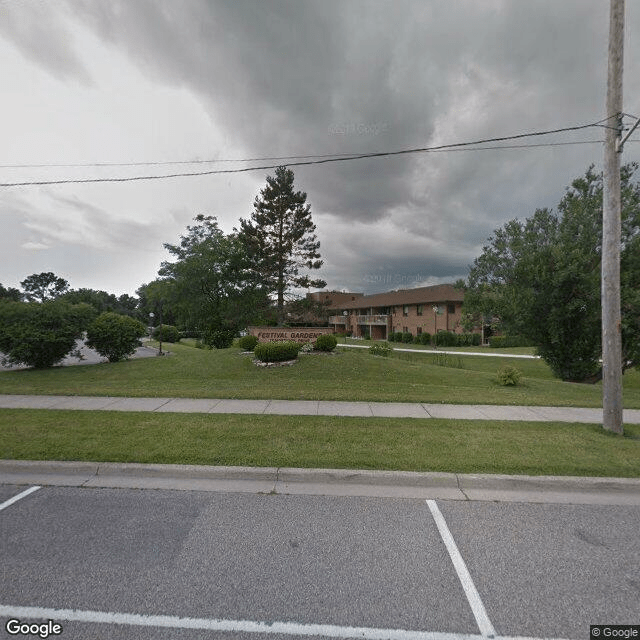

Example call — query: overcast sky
[1,0,639,297]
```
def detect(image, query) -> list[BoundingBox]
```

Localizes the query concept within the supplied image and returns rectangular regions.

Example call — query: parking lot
[1,483,638,639]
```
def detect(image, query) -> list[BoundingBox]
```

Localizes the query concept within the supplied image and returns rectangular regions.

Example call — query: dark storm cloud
[3,0,638,293]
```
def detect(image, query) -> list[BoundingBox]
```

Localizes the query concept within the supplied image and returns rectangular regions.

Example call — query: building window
[403,327,408,333]
[417,327,422,335]
[403,305,409,317]
[447,303,455,314]
[417,305,423,316]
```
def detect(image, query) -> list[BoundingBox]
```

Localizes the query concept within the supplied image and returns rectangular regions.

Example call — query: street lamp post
[149,312,163,356]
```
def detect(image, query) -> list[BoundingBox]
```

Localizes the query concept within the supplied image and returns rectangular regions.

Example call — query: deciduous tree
[159,215,269,343]
[20,272,69,302]
[465,164,640,382]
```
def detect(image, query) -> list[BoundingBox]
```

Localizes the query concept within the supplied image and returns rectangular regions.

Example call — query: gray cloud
[0,1,93,85]
[2,0,639,295]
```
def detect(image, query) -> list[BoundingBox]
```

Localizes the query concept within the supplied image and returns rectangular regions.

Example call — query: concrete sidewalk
[1,460,639,505]
[340,343,540,358]
[1,393,640,423]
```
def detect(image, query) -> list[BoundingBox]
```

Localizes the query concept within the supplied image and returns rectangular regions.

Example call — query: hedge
[254,341,300,363]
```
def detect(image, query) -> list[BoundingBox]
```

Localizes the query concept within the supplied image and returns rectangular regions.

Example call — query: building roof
[328,283,464,310]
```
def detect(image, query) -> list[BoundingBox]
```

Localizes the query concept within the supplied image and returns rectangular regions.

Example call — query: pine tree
[238,166,326,324]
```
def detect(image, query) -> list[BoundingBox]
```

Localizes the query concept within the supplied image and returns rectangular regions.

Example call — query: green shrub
[496,365,523,386]
[471,333,482,346]
[418,332,431,345]
[387,332,395,342]
[153,324,180,343]
[86,312,147,362]
[369,342,393,357]
[314,334,338,352]
[254,341,300,362]
[0,300,95,368]
[204,328,235,349]
[433,330,458,347]
[489,335,535,348]
[401,332,413,343]
[237,335,259,351]
[456,333,471,346]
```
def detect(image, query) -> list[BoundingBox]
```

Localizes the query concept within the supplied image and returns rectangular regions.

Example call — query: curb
[1,460,639,505]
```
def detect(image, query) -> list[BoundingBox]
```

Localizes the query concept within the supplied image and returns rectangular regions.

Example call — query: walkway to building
[340,343,540,358]
[2,393,639,423]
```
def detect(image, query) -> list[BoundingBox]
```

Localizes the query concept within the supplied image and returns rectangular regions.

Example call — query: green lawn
[1,341,639,408]
[2,409,639,477]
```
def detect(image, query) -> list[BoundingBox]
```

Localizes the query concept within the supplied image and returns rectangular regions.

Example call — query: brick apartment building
[322,283,468,340]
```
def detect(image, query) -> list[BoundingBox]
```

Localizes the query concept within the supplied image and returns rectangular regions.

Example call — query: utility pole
[602,0,624,434]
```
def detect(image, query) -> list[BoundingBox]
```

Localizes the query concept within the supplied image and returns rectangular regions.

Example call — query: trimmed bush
[418,332,432,345]
[369,342,393,357]
[433,331,458,347]
[0,300,95,368]
[314,334,338,352]
[237,335,259,351]
[254,341,300,362]
[204,328,235,349]
[401,332,413,343]
[86,312,147,362]
[496,365,523,386]
[153,324,180,343]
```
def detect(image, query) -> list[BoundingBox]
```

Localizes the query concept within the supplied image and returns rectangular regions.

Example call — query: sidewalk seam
[455,474,470,501]
[153,399,173,412]
[80,464,100,487]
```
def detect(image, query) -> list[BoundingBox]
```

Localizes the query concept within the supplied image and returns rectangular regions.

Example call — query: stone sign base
[249,326,334,344]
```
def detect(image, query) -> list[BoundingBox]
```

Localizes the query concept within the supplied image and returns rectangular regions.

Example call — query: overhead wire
[0,118,625,188]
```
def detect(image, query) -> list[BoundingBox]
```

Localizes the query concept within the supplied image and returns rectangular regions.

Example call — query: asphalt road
[0,340,160,372]
[1,484,638,640]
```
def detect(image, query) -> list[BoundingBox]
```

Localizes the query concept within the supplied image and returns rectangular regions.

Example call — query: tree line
[0,166,326,365]
[3,162,639,382]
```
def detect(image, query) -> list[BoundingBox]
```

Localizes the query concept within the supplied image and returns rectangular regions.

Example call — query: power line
[0,140,611,170]
[0,119,616,188]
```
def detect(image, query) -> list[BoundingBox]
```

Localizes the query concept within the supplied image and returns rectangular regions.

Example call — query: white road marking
[0,605,568,640]
[426,500,497,639]
[0,486,41,512]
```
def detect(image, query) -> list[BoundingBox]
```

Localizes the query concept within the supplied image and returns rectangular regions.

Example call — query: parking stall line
[426,500,497,639]
[0,604,571,640]
[0,486,41,512]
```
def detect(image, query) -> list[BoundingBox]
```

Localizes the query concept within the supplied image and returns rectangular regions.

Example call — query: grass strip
[1,409,639,478]
[1,343,639,408]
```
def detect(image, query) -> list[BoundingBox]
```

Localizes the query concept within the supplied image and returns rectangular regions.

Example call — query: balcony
[356,314,389,326]
[328,314,389,326]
